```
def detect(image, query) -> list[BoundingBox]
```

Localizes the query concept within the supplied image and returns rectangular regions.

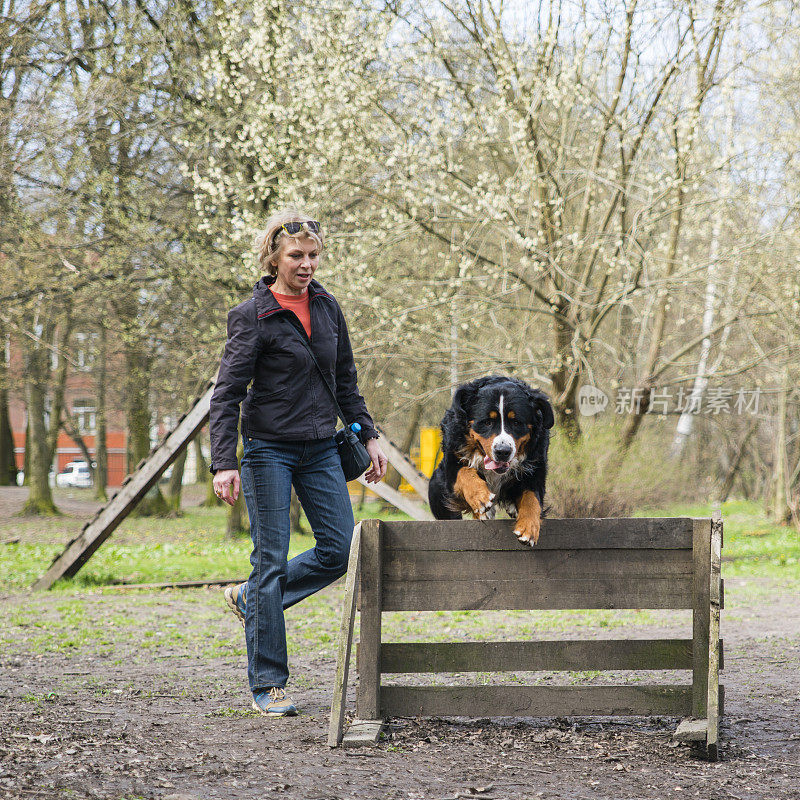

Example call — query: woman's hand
[364,438,388,484]
[213,469,241,505]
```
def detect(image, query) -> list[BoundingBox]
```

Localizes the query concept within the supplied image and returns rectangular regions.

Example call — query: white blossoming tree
[190,0,746,446]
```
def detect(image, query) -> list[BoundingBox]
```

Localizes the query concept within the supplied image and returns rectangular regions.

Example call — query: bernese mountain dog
[428,375,554,546]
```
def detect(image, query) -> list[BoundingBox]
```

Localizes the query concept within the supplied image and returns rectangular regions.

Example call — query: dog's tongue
[483,455,510,472]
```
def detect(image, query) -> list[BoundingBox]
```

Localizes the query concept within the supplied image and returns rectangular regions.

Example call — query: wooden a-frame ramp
[33,378,432,591]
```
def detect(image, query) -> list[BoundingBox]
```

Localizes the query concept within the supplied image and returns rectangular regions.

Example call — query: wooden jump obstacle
[329,515,723,760]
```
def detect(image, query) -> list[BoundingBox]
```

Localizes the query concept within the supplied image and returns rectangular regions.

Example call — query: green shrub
[547,423,692,518]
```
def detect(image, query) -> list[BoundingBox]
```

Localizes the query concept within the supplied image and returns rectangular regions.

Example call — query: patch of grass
[205,707,258,718]
[0,501,413,592]
[21,691,58,703]
[0,542,63,590]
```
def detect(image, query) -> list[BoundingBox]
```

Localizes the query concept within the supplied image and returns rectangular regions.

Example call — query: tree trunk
[617,153,685,455]
[718,419,758,504]
[0,319,17,484]
[616,6,727,455]
[550,298,581,442]
[671,56,737,460]
[21,334,58,515]
[0,384,16,485]
[773,367,790,524]
[124,343,170,517]
[22,413,30,486]
[45,312,74,467]
[94,322,108,501]
[201,427,224,508]
[193,432,208,482]
[167,445,187,513]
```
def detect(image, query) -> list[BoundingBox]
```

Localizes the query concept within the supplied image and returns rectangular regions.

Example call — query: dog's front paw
[514,516,540,546]
[454,467,495,520]
[475,492,496,520]
[513,491,542,546]
[466,484,495,520]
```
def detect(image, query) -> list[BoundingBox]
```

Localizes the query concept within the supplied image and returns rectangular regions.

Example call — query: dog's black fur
[428,375,554,544]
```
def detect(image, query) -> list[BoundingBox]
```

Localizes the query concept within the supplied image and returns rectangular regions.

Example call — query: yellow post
[419,427,442,477]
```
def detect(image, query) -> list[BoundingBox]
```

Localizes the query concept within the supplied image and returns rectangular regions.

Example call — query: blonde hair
[255,208,324,276]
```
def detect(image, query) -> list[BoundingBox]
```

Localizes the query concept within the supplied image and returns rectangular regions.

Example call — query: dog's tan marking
[468,428,496,457]
[489,410,498,418]
[514,432,530,452]
[514,491,542,546]
[454,467,495,519]
[456,430,482,466]
[508,410,515,418]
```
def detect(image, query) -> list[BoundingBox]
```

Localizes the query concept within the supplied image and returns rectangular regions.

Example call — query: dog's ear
[451,383,476,426]
[450,375,501,423]
[525,387,555,430]
[440,382,478,457]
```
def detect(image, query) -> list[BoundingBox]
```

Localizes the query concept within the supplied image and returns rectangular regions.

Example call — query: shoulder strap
[282,317,348,427]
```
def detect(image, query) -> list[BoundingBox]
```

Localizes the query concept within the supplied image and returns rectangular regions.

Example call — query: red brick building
[6,334,129,487]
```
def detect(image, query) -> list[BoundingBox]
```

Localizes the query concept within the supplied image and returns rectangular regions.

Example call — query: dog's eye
[507,417,528,434]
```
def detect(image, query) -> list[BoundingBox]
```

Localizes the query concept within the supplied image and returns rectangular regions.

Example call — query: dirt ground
[1,488,799,800]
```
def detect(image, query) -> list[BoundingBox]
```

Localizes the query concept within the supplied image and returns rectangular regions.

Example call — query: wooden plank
[382,576,694,611]
[356,519,383,720]
[692,518,712,718]
[706,512,723,761]
[328,523,362,748]
[382,518,694,551]
[374,424,430,500]
[380,685,693,718]
[673,718,708,742]
[383,548,693,583]
[379,639,694,673]
[356,477,433,521]
[32,380,216,590]
[341,719,384,748]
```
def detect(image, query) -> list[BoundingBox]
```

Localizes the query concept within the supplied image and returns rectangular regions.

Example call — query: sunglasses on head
[273,220,320,246]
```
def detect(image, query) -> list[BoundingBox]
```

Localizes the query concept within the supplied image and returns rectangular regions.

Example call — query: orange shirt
[270,289,312,338]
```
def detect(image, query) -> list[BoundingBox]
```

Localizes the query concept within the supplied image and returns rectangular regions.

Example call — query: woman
[209,209,388,717]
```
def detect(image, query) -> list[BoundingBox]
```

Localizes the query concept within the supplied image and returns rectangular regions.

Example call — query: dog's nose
[493,442,514,462]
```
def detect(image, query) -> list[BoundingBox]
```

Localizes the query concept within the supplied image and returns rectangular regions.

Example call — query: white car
[56,462,92,488]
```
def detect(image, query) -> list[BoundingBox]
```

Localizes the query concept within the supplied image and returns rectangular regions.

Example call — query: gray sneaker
[252,687,298,717]
[224,582,246,627]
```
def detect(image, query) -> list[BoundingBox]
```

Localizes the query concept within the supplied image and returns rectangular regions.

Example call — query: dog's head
[450,376,554,474]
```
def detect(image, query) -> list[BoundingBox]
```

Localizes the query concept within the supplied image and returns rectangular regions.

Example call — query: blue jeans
[239,434,355,692]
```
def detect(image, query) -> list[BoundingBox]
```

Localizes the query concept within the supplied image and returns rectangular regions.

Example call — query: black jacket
[209,276,377,473]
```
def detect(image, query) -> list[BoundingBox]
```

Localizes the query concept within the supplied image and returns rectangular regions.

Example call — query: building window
[74,332,95,371]
[72,399,96,434]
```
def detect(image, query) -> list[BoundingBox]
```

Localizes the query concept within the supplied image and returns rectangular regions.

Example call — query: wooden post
[328,523,362,748]
[356,519,383,720]
[706,511,723,760]
[692,518,712,718]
